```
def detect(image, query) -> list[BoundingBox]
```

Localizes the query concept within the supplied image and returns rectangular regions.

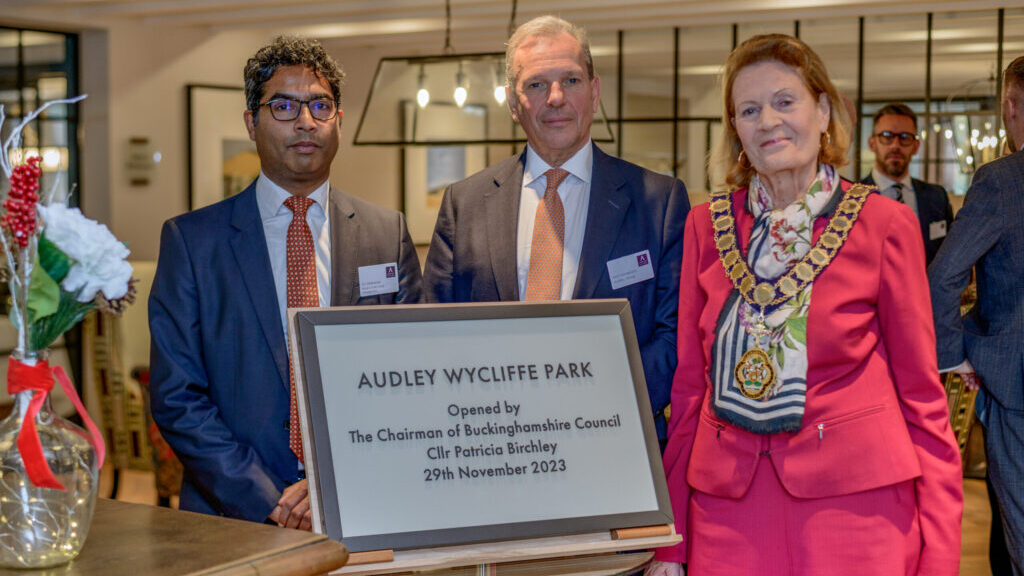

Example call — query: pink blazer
[655,187,963,574]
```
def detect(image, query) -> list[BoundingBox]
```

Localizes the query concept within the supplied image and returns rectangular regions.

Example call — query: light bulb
[493,85,506,104]
[453,63,468,108]
[416,65,429,108]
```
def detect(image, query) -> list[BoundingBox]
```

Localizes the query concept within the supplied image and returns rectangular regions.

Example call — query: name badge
[606,250,654,290]
[929,220,948,241]
[358,262,400,297]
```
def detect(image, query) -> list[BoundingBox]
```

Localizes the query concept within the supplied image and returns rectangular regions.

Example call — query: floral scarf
[710,164,838,434]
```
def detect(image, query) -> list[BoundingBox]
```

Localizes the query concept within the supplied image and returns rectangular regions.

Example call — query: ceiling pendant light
[351,0,613,146]
[453,63,468,108]
[416,65,430,108]
[492,63,506,105]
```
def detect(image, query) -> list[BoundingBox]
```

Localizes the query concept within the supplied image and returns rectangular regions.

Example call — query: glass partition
[622,29,675,119]
[802,18,861,181]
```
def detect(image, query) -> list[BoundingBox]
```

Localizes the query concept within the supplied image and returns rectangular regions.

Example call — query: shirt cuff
[938,359,973,374]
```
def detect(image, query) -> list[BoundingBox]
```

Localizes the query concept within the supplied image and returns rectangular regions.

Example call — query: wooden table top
[415,551,655,576]
[0,498,348,576]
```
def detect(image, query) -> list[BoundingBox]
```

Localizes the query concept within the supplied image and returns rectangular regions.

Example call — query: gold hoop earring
[822,131,832,147]
[737,149,748,167]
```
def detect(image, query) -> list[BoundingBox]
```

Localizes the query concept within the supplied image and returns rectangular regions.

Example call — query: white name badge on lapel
[358,262,400,297]
[929,220,948,241]
[606,250,655,290]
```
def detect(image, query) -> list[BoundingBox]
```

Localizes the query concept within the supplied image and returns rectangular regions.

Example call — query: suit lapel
[329,188,359,305]
[574,145,630,299]
[913,179,937,241]
[911,179,932,237]
[229,186,289,389]
[486,152,526,301]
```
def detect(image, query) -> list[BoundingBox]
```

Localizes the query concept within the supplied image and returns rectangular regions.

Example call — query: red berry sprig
[3,156,42,248]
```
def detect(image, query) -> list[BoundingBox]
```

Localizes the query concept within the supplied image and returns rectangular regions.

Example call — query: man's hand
[269,479,312,531]
[644,560,685,576]
[952,360,982,391]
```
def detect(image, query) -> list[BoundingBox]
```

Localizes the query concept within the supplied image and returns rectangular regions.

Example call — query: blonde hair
[712,34,851,190]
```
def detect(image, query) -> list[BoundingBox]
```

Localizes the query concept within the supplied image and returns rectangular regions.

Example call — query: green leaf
[29,290,94,351]
[784,316,808,346]
[38,236,71,282]
[26,260,60,324]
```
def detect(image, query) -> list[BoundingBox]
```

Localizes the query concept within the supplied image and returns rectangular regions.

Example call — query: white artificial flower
[37,203,132,302]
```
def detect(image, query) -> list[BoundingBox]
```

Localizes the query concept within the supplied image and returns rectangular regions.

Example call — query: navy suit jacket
[929,151,1024,410]
[422,144,690,438]
[861,174,954,265]
[149,183,422,522]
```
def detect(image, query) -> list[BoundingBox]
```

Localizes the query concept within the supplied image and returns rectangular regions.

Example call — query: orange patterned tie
[285,195,318,463]
[525,168,570,301]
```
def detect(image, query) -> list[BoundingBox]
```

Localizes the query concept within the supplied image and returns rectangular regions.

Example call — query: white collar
[255,172,330,220]
[871,167,912,192]
[523,140,593,188]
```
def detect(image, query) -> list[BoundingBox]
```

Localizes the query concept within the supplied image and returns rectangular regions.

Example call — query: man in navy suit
[422,15,689,442]
[930,56,1024,573]
[149,37,421,529]
[862,102,954,265]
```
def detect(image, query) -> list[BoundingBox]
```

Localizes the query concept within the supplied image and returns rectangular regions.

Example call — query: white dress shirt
[255,172,332,341]
[516,142,592,300]
[871,167,918,217]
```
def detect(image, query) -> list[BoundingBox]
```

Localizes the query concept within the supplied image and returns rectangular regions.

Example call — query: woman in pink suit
[647,35,962,576]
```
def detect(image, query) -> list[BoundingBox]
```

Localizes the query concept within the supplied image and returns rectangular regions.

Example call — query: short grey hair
[244,35,345,122]
[504,15,594,95]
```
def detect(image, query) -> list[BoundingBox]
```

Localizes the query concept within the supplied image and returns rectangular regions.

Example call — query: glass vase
[0,351,99,568]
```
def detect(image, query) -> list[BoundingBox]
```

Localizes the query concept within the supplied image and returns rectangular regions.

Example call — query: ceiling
[0,0,1016,49]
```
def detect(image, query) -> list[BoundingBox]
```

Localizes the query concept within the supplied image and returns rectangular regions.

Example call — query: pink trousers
[687,457,922,575]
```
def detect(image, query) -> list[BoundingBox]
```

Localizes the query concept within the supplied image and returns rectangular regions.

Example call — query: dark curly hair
[244,36,345,123]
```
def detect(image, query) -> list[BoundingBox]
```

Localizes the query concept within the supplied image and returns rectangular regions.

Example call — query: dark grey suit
[861,175,954,265]
[423,144,690,440]
[929,151,1024,572]
[150,183,422,521]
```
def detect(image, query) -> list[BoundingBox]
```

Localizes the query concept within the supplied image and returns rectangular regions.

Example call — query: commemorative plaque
[289,300,673,555]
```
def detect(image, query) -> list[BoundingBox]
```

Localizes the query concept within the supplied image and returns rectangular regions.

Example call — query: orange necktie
[525,168,570,301]
[284,195,318,463]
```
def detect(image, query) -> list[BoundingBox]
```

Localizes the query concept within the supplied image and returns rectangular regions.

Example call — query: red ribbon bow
[7,356,106,490]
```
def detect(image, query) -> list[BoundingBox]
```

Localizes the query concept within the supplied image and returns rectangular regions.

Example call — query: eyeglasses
[873,130,919,146]
[260,97,338,122]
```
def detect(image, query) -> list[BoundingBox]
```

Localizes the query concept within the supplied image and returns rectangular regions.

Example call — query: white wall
[75,23,420,261]
[81,23,269,259]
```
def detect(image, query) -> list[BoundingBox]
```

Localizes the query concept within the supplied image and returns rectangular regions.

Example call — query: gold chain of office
[709,183,874,314]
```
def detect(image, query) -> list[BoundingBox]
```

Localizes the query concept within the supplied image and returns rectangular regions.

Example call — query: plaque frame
[289,300,673,553]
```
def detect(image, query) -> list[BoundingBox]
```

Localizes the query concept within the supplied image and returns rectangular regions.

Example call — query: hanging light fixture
[453,62,468,108]
[492,62,507,105]
[351,0,613,146]
[937,70,1002,175]
[416,65,430,108]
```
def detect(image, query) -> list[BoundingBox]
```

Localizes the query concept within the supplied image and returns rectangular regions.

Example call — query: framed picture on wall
[402,101,488,244]
[187,84,260,211]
